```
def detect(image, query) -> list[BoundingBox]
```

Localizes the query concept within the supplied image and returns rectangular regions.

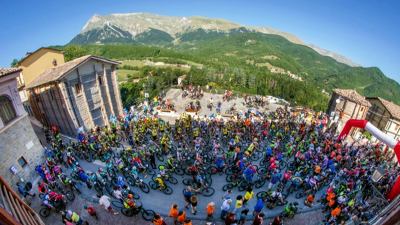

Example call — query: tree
[10,59,19,67]
[63,45,87,61]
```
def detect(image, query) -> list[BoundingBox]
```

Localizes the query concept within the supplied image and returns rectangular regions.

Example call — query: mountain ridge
[72,12,358,66]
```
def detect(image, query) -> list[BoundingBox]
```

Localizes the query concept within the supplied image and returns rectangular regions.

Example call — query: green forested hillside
[62,28,400,111]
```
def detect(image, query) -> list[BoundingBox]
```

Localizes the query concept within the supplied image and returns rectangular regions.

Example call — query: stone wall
[0,115,43,186]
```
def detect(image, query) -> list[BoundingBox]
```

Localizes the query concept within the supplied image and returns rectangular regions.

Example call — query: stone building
[16,47,65,115]
[0,68,43,185]
[26,55,123,136]
[327,89,371,135]
[366,97,400,141]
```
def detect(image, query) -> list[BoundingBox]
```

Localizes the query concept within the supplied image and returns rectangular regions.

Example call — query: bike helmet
[157,174,161,178]
[159,166,165,170]
[127,194,133,199]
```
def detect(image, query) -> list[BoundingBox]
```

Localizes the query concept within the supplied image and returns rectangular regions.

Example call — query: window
[75,83,82,94]
[98,75,103,86]
[0,95,17,125]
[18,156,27,167]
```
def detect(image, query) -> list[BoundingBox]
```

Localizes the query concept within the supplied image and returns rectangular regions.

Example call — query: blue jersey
[265,146,272,157]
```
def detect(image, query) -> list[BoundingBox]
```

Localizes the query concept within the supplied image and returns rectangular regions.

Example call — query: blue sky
[1,0,399,82]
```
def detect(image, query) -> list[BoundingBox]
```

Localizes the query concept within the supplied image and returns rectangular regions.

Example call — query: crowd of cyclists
[21,93,400,225]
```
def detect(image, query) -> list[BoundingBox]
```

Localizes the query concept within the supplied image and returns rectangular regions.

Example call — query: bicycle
[111,199,155,221]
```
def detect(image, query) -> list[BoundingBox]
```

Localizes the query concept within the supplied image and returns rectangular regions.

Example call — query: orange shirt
[331,207,341,217]
[326,192,335,202]
[183,221,192,225]
[206,204,215,215]
[169,207,179,218]
[177,212,186,223]
[153,218,164,225]
[328,199,336,207]
[306,195,314,203]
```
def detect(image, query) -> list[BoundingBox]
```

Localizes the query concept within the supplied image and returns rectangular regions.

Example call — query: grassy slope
[61,29,400,109]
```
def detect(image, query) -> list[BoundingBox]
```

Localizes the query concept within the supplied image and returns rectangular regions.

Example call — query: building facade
[327,89,371,135]
[0,68,43,185]
[16,47,65,116]
[26,55,123,136]
[367,97,400,141]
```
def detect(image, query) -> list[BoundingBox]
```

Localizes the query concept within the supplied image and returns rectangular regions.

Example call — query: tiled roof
[368,97,400,120]
[333,89,371,107]
[0,67,22,78]
[26,55,119,89]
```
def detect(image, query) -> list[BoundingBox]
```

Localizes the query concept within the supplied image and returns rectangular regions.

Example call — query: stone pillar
[58,82,79,129]
[102,66,115,118]
[94,65,109,125]
[111,65,123,115]
[77,68,95,130]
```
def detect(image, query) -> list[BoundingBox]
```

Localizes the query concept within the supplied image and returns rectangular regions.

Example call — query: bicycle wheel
[122,208,135,217]
[94,184,103,195]
[147,168,156,176]
[174,168,184,176]
[238,183,247,192]
[205,175,212,186]
[39,207,50,217]
[250,152,261,161]
[201,187,215,197]
[222,183,233,191]
[111,200,124,209]
[254,179,265,189]
[226,174,235,182]
[157,154,164,162]
[141,209,156,221]
[149,181,158,190]
[207,166,218,175]
[182,178,192,186]
[162,186,173,195]
[140,183,150,193]
[256,191,268,199]
[39,193,45,200]
[167,176,178,185]
[277,199,287,206]
[65,191,75,201]
[127,177,135,186]
[279,161,287,169]
[295,192,305,199]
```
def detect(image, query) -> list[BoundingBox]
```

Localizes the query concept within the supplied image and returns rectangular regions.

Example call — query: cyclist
[243,164,257,183]
[155,174,165,189]
[123,194,136,209]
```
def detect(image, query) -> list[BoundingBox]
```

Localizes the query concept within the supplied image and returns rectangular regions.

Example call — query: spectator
[243,187,254,205]
[253,198,264,215]
[153,214,166,225]
[84,205,98,220]
[206,202,215,220]
[169,204,179,225]
[252,212,264,225]
[99,195,118,215]
[225,212,236,225]
[239,208,249,225]
[183,219,193,225]
[183,186,193,209]
[177,211,186,224]
[221,199,232,219]
[190,195,198,214]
